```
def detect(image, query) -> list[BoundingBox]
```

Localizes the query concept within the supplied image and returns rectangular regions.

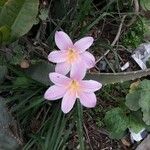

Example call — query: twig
[83,124,93,150]
[133,0,140,13]
[111,15,126,46]
[96,15,126,64]
[96,0,139,63]
[127,0,139,27]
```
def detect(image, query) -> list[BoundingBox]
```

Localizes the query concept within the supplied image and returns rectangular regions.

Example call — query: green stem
[77,100,84,150]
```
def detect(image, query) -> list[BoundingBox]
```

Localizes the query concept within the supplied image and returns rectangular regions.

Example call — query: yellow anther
[67,48,78,63]
[70,80,80,91]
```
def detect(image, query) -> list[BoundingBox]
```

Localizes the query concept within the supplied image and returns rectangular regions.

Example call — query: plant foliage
[104,107,145,139]
[0,0,39,44]
[126,80,150,125]
[0,97,22,150]
[104,107,129,139]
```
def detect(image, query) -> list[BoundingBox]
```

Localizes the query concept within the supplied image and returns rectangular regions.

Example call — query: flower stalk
[77,100,84,150]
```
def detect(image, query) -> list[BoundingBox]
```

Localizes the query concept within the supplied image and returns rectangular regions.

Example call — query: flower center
[70,80,80,92]
[67,48,78,63]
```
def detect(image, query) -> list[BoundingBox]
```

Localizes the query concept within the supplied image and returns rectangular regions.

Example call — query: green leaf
[142,18,150,40]
[86,68,150,85]
[0,65,7,84]
[13,76,32,88]
[24,104,73,150]
[0,25,11,44]
[140,0,150,11]
[24,61,150,86]
[0,97,13,126]
[104,107,129,139]
[128,114,144,133]
[9,41,25,65]
[0,0,7,13]
[139,80,150,125]
[25,61,54,86]
[0,0,7,6]
[0,0,39,42]
[0,97,22,149]
[125,92,140,111]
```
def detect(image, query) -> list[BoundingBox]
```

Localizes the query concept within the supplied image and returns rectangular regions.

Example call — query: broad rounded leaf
[0,0,39,42]
[125,91,140,111]
[25,62,54,86]
[104,107,129,139]
[129,114,145,133]
[139,80,150,125]
[0,25,11,44]
[140,0,150,11]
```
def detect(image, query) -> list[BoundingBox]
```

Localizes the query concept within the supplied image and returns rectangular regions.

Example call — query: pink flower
[48,31,95,76]
[44,70,102,114]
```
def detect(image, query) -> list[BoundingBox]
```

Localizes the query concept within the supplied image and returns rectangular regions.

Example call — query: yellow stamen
[67,48,78,63]
[70,80,80,92]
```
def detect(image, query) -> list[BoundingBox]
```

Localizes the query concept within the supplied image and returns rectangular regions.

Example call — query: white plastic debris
[129,128,148,142]
[132,43,150,70]
[121,62,130,71]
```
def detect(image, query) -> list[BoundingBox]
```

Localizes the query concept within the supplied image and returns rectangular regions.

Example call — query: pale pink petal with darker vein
[61,90,76,113]
[55,31,73,50]
[48,51,67,63]
[78,92,96,108]
[80,80,102,93]
[49,72,71,86]
[44,85,67,100]
[74,37,94,53]
[55,62,71,75]
[80,51,95,68]
[70,58,86,80]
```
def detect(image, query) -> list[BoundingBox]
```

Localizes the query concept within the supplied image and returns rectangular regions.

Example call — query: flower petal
[74,37,94,53]
[61,90,76,113]
[55,31,73,50]
[55,62,71,75]
[80,80,102,92]
[70,59,86,80]
[44,85,66,100]
[80,51,95,68]
[48,51,67,63]
[78,92,96,108]
[49,72,71,86]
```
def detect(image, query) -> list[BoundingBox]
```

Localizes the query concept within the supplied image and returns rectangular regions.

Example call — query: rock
[20,59,30,69]
[136,135,150,150]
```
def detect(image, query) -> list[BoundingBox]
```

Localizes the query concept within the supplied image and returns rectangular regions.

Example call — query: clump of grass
[122,19,145,49]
